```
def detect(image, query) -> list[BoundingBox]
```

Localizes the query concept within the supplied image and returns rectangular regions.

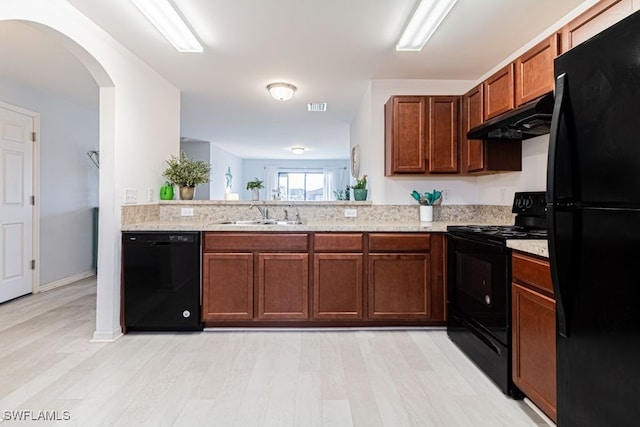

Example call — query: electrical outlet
[147,188,154,202]
[181,207,194,217]
[442,189,450,203]
[124,188,137,204]
[344,208,357,218]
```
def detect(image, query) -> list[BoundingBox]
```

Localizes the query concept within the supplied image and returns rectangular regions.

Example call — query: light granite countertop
[507,240,549,258]
[122,218,549,257]
[121,220,463,233]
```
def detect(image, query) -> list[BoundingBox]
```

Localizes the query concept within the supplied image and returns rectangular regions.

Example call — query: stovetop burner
[450,224,547,238]
[447,192,548,244]
[447,224,547,241]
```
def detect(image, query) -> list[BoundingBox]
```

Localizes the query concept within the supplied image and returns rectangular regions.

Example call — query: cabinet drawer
[368,233,430,252]
[512,252,553,295]
[314,233,363,252]
[204,233,308,252]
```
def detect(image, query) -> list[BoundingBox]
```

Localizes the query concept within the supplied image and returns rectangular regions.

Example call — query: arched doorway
[0,1,182,341]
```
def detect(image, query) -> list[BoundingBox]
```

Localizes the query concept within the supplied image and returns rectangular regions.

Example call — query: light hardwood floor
[0,277,551,426]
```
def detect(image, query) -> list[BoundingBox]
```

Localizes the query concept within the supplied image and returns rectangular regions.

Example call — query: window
[278,171,324,201]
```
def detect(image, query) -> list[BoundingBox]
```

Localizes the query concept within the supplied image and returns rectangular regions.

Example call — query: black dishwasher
[122,232,203,331]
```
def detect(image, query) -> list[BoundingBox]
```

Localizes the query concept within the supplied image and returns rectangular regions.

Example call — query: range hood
[467,91,554,140]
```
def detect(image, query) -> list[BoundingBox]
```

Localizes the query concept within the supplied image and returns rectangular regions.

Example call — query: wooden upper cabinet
[428,96,459,173]
[515,35,559,106]
[462,84,484,173]
[484,63,515,120]
[461,83,522,175]
[384,95,459,175]
[560,0,633,53]
[385,96,428,174]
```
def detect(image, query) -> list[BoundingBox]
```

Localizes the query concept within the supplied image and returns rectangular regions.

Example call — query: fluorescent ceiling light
[396,0,458,51]
[267,83,297,101]
[130,0,203,52]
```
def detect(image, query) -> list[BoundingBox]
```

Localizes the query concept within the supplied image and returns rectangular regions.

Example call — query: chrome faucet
[250,203,269,220]
[290,204,301,223]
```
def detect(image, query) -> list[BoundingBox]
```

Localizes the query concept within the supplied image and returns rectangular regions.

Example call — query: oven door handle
[447,233,506,253]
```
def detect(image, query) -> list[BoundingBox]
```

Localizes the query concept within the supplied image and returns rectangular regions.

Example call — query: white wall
[0,78,99,285]
[2,0,182,341]
[210,144,243,200]
[180,139,211,200]
[243,158,349,201]
[477,136,549,205]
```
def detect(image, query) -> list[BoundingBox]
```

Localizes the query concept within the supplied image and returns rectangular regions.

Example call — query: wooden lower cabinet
[367,233,445,322]
[202,253,253,321]
[512,252,556,422]
[258,253,309,320]
[313,253,363,319]
[202,231,445,326]
[368,253,430,319]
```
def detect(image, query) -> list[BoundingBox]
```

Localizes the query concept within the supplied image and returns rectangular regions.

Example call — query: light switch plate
[124,188,137,204]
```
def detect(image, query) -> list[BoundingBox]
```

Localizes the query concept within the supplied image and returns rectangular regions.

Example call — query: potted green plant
[351,174,368,201]
[162,152,211,200]
[246,177,264,201]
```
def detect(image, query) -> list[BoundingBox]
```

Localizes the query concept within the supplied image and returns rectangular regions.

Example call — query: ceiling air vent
[307,102,327,112]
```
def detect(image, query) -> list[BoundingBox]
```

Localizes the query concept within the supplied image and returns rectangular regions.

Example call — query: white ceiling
[0,0,589,159]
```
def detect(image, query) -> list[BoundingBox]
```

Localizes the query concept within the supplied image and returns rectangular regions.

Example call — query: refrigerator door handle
[547,73,571,338]
[548,208,571,338]
[546,73,566,204]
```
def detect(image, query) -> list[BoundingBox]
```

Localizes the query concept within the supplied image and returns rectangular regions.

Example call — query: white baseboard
[39,270,96,292]
[91,328,124,343]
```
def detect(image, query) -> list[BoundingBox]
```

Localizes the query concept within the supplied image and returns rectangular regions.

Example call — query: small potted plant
[246,177,264,201]
[162,152,211,200]
[351,174,368,201]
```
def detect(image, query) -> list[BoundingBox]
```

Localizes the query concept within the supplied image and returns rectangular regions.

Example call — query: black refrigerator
[547,10,640,427]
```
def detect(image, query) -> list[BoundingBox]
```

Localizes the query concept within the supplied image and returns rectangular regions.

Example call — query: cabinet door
[202,253,253,321]
[462,84,485,172]
[313,254,363,319]
[368,253,430,319]
[484,63,515,120]
[258,253,309,320]
[512,283,557,422]
[385,96,428,175]
[428,96,459,173]
[560,0,632,53]
[515,35,559,106]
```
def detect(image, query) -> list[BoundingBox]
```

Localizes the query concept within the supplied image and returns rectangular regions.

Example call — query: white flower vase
[419,205,433,222]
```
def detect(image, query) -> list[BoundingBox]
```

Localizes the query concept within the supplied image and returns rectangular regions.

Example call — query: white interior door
[0,105,34,303]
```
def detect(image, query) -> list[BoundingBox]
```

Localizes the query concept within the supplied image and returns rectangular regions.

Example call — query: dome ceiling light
[291,147,305,155]
[267,82,297,101]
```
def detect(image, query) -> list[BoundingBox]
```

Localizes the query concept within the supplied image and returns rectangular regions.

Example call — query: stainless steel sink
[211,219,302,226]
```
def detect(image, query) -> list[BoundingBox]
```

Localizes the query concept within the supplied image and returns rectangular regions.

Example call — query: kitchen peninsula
[121,200,545,329]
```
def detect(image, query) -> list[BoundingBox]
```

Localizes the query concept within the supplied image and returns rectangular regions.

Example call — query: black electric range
[446,191,547,398]
[448,192,548,245]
